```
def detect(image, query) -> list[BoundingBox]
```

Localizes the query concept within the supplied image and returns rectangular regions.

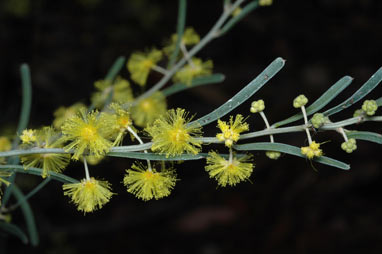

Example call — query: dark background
[1,0,382,253]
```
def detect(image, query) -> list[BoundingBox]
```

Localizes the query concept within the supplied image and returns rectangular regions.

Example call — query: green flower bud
[341,138,357,153]
[293,94,308,108]
[361,100,378,116]
[266,151,281,160]
[310,113,328,128]
[250,100,265,113]
[353,109,365,118]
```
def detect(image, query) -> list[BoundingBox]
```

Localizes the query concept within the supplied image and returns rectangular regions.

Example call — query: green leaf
[234,142,350,170]
[0,143,153,158]
[162,74,225,96]
[0,222,28,244]
[0,148,68,158]
[104,56,126,82]
[104,56,126,106]
[1,64,33,209]
[323,67,382,117]
[10,178,52,210]
[0,165,78,184]
[17,64,32,137]
[108,151,242,161]
[347,131,382,144]
[167,0,186,68]
[220,1,259,36]
[108,151,205,161]
[11,185,39,246]
[190,57,285,127]
[110,143,153,153]
[273,76,353,127]
[376,97,382,106]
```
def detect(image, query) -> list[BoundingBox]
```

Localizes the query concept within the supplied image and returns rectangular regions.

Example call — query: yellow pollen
[118,117,131,128]
[143,171,155,179]
[227,164,235,173]
[169,128,188,143]
[84,181,96,190]
[81,125,97,141]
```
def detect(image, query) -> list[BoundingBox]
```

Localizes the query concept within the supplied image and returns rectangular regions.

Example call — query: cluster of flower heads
[4,3,379,215]
[207,114,254,187]
[1,26,217,213]
[20,127,70,178]
[295,95,379,158]
[5,83,378,215]
[127,27,213,87]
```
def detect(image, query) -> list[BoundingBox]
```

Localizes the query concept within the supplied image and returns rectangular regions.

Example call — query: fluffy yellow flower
[216,115,249,147]
[127,49,163,86]
[53,102,86,130]
[163,27,200,55]
[105,103,136,146]
[20,129,36,144]
[63,177,114,213]
[301,141,323,159]
[60,110,114,160]
[20,127,70,178]
[205,152,254,187]
[146,108,203,157]
[131,92,167,128]
[173,58,213,85]
[123,162,177,201]
[90,77,134,108]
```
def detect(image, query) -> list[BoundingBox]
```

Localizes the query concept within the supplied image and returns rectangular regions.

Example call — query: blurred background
[1,0,382,253]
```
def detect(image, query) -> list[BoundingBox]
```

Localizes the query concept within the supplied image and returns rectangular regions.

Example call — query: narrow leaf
[220,1,259,36]
[1,64,33,209]
[11,185,39,246]
[104,56,126,107]
[273,76,353,127]
[234,142,350,170]
[108,151,242,161]
[11,178,52,210]
[0,143,153,158]
[167,0,186,68]
[190,57,285,127]
[104,56,126,82]
[110,143,152,153]
[17,64,32,137]
[0,165,78,184]
[376,97,382,106]
[162,74,225,96]
[0,148,68,158]
[347,131,382,144]
[0,222,28,244]
[323,67,382,116]
[108,151,205,161]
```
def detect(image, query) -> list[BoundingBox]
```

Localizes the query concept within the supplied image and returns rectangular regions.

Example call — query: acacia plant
[0,0,381,246]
